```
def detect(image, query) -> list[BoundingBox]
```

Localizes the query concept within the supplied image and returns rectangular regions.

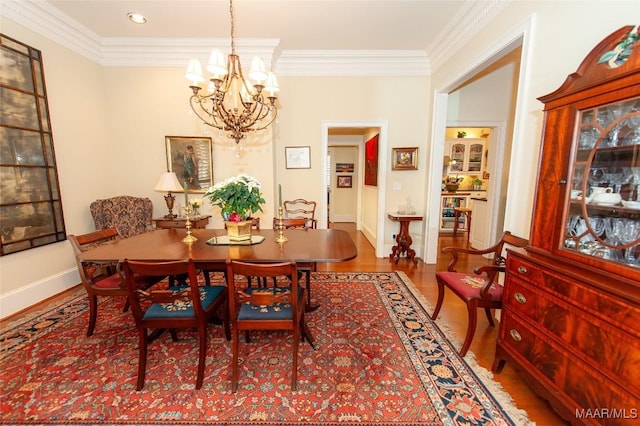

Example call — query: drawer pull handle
[509,329,522,342]
[513,292,527,304]
[517,266,528,274]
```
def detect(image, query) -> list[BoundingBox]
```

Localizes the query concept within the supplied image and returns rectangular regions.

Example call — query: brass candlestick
[275,206,288,243]
[182,205,198,243]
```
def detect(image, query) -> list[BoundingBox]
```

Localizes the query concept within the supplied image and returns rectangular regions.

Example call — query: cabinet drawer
[507,253,640,337]
[500,310,640,425]
[499,309,568,386]
[504,278,640,396]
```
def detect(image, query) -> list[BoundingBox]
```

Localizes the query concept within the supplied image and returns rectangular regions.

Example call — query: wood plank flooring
[3,223,568,425]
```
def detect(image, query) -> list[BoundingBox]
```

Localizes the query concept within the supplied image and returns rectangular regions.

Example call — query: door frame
[423,17,533,263]
[321,120,389,258]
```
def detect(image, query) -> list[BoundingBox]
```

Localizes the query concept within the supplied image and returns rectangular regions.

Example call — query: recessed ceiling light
[127,13,147,24]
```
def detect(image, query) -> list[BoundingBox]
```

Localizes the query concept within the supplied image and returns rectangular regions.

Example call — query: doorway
[321,121,388,258]
[423,22,531,263]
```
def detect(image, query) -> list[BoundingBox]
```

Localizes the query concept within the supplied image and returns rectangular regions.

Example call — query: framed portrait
[364,134,378,186]
[165,136,213,193]
[392,147,418,170]
[285,146,311,169]
[337,175,352,188]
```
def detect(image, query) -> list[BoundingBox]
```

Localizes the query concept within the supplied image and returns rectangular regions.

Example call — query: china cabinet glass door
[564,97,640,267]
[450,142,465,172]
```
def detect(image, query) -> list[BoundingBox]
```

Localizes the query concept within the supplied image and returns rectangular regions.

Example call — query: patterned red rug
[0,272,531,425]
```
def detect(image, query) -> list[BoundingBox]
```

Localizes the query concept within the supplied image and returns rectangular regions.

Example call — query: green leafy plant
[204,174,265,220]
[471,178,483,186]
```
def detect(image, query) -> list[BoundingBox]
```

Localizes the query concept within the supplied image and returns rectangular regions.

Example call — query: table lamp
[154,172,184,218]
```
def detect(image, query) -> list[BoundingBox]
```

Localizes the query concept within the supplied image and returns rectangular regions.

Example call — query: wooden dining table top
[76,228,358,264]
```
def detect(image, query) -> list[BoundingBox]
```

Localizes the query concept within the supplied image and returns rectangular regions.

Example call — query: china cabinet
[445,138,485,174]
[493,26,640,424]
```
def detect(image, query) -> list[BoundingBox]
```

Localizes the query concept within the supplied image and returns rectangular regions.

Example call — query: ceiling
[3,0,508,74]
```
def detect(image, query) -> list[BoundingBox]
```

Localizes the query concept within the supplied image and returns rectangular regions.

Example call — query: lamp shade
[154,172,184,192]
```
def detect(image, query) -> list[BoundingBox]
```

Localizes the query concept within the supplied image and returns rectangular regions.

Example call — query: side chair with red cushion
[431,231,529,356]
[122,258,230,390]
[68,227,164,336]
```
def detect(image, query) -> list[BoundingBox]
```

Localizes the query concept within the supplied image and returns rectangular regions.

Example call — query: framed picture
[165,136,213,193]
[364,135,378,186]
[336,162,354,173]
[337,175,352,188]
[392,147,418,170]
[285,146,311,169]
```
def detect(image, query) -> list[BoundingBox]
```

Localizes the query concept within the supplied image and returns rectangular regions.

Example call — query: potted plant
[204,174,265,240]
[457,131,467,138]
[471,178,483,191]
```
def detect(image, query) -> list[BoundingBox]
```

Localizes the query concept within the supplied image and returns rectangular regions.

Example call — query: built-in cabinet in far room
[493,26,640,424]
[446,138,485,174]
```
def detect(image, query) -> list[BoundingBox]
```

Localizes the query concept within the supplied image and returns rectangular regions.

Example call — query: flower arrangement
[190,198,203,210]
[204,174,265,221]
[189,198,203,215]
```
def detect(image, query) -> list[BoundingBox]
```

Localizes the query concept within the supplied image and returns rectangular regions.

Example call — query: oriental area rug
[0,272,532,425]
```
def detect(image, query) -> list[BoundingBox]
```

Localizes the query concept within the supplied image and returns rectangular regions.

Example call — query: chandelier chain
[229,0,236,54]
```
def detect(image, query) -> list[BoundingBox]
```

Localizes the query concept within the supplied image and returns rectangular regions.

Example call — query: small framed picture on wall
[285,146,311,169]
[392,147,418,170]
[337,175,352,188]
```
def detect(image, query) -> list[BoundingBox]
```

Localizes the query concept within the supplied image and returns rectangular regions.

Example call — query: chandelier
[185,0,279,145]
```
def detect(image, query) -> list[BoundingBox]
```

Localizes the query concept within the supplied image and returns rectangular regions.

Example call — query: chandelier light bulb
[206,50,228,77]
[265,72,280,97]
[185,59,205,85]
[249,57,268,84]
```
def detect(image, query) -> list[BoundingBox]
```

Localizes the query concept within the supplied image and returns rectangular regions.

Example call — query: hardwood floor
[4,223,568,425]
[321,223,568,425]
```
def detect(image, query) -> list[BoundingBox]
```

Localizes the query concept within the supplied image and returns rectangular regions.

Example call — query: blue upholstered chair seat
[144,285,225,319]
[237,287,304,320]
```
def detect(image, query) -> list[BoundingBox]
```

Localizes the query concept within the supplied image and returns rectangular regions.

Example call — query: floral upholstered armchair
[90,196,154,238]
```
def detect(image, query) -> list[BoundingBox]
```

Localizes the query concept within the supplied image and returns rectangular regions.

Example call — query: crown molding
[427,0,511,72]
[1,0,103,63]
[275,50,430,76]
[1,0,507,75]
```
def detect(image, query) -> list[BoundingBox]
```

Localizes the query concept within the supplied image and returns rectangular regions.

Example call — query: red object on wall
[365,134,378,186]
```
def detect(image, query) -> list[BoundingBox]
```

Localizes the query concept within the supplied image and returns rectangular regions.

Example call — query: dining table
[76,227,358,265]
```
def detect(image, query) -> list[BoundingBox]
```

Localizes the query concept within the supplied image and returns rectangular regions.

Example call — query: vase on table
[224,212,252,241]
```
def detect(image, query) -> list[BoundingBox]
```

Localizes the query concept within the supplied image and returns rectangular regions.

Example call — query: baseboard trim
[0,268,80,319]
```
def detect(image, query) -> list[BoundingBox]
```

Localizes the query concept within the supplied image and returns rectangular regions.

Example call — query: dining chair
[122,258,230,390]
[68,228,164,336]
[431,231,528,356]
[272,218,318,311]
[283,198,317,229]
[225,259,311,391]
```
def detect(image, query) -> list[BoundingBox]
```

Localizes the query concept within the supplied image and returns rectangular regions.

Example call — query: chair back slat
[283,199,317,228]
